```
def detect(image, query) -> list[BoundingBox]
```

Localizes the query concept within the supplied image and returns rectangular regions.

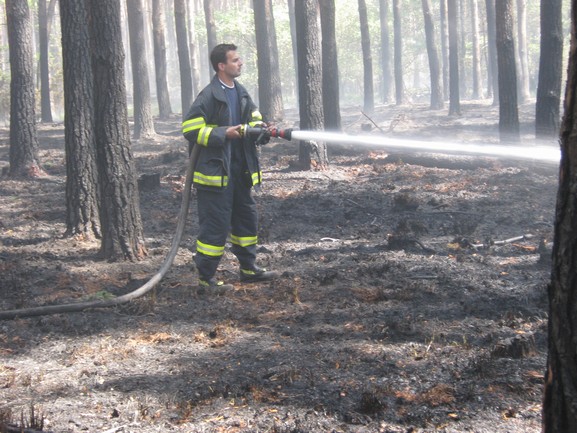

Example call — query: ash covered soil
[0,102,558,432]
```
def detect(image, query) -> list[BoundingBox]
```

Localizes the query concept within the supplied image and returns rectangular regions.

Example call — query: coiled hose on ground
[0,145,200,320]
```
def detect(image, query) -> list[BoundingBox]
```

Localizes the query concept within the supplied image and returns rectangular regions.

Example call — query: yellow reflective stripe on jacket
[193,172,228,187]
[197,240,225,257]
[251,171,262,185]
[248,111,263,127]
[231,234,258,247]
[197,126,213,146]
[182,117,204,134]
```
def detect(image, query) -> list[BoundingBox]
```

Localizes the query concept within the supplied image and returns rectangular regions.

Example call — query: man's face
[220,50,243,79]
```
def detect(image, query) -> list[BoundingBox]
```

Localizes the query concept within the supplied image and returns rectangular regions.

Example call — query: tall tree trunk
[253,0,284,122]
[38,0,53,123]
[288,0,299,103]
[6,0,44,178]
[516,0,531,103]
[378,0,392,104]
[174,0,193,116]
[203,0,217,78]
[392,0,404,105]
[535,0,563,138]
[440,0,449,101]
[295,0,327,170]
[187,0,201,97]
[358,0,374,114]
[470,0,483,99]
[89,0,147,261]
[126,0,156,139]
[319,0,341,130]
[447,0,461,115]
[543,3,577,430]
[60,0,100,239]
[421,0,443,109]
[152,0,173,119]
[495,0,520,142]
[485,0,499,105]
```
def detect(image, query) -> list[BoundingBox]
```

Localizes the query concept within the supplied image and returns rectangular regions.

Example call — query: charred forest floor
[0,101,559,432]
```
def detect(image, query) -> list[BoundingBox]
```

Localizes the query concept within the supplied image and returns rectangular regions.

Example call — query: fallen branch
[468,234,535,250]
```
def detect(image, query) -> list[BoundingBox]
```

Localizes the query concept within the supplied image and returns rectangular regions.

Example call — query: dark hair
[210,43,238,72]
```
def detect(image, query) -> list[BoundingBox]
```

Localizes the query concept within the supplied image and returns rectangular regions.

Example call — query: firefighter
[182,43,278,294]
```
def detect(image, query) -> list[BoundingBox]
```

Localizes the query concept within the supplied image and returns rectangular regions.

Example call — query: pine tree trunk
[127,0,156,139]
[470,0,483,99]
[6,0,44,178]
[152,0,173,120]
[485,0,499,105]
[495,0,520,142]
[174,0,193,116]
[392,0,404,105]
[421,0,443,109]
[253,0,284,122]
[89,0,146,261]
[38,0,53,123]
[447,0,461,115]
[378,0,392,104]
[544,4,577,429]
[535,0,563,138]
[60,0,100,239]
[358,0,374,114]
[516,0,531,103]
[319,0,341,130]
[295,0,327,170]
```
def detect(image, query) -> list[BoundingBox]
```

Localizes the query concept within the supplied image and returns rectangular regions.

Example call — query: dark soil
[0,102,558,432]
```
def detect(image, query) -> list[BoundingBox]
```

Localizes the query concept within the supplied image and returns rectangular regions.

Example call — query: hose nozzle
[240,125,294,144]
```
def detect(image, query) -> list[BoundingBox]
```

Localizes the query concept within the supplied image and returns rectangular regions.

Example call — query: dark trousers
[194,172,258,280]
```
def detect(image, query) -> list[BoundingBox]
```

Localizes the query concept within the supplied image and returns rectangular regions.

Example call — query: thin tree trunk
[127,0,156,139]
[319,0,341,130]
[392,0,404,105]
[447,0,461,115]
[485,0,499,105]
[378,0,392,104]
[495,0,520,142]
[174,0,193,115]
[535,0,563,138]
[516,0,531,103]
[421,0,443,109]
[358,0,374,114]
[152,0,173,119]
[470,0,483,99]
[38,0,53,123]
[440,0,449,101]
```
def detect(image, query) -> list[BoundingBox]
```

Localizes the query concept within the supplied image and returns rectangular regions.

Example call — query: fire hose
[0,126,293,320]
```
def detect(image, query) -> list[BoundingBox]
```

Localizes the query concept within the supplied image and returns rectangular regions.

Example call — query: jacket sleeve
[182,91,227,149]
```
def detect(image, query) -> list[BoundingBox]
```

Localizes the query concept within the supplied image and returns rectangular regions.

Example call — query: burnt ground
[0,102,558,432]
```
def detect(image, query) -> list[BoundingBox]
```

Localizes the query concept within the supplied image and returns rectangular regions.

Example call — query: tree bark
[470,0,483,99]
[152,0,173,119]
[358,0,374,114]
[38,0,53,123]
[421,0,443,110]
[447,0,461,115]
[89,0,147,261]
[5,0,44,178]
[378,0,393,104]
[295,0,327,170]
[319,0,341,131]
[392,0,404,105]
[174,0,193,116]
[495,0,520,142]
[203,0,217,78]
[516,0,531,103]
[543,4,577,430]
[60,0,101,239]
[253,0,284,122]
[126,0,156,139]
[535,0,563,138]
[485,0,499,105]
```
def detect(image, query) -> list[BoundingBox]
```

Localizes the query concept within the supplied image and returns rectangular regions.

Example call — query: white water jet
[289,130,560,165]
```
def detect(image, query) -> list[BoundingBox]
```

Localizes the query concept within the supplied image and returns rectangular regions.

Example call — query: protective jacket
[182,75,265,189]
